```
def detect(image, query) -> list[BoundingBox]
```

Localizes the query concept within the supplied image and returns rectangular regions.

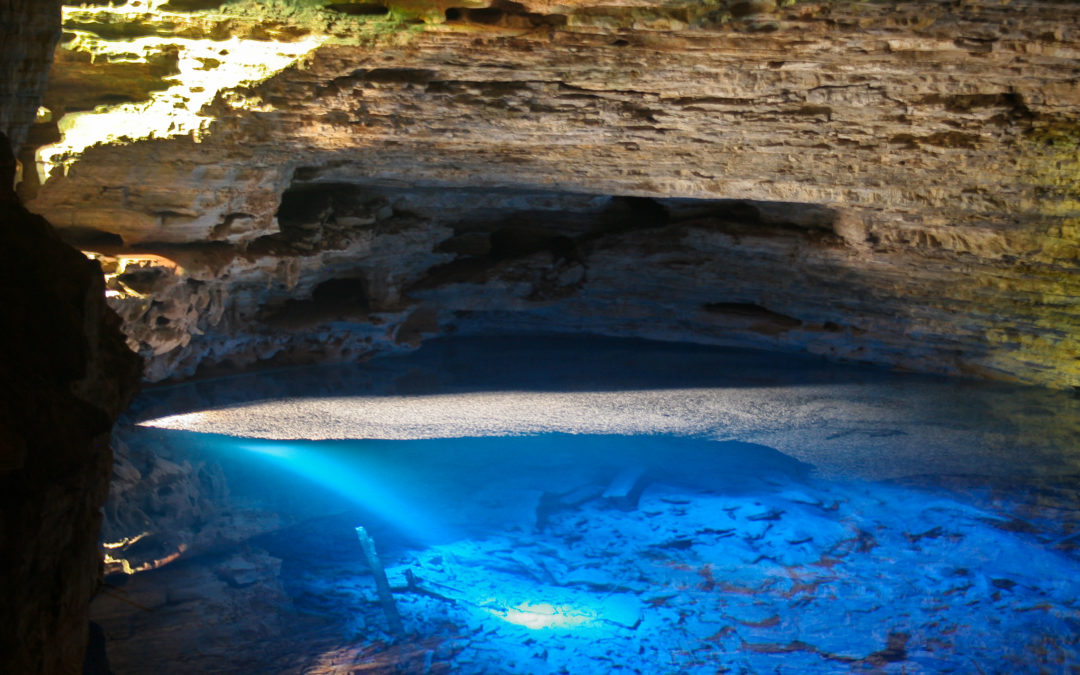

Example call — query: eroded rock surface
[19,0,1080,387]
[101,430,229,576]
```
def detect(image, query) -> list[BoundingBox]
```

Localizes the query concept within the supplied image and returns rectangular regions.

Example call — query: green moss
[160,0,230,10]
[67,0,425,46]
[63,0,849,47]
[1022,121,1080,249]
[386,0,487,23]
[564,0,849,33]
[1025,122,1080,185]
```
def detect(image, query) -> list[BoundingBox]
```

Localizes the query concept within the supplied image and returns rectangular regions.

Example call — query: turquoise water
[109,336,1080,673]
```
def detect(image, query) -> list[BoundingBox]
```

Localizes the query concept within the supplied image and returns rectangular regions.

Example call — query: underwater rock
[18,0,1080,388]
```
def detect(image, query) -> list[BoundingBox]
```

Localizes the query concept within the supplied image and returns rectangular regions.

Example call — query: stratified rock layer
[22,0,1080,387]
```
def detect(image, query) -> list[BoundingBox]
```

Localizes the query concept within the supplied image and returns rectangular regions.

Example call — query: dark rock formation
[0,0,63,155]
[0,150,141,673]
[0,2,142,673]
[0,139,140,675]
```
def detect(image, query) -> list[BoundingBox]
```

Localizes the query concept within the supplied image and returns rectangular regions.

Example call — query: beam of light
[227,439,450,543]
[138,389,756,440]
[487,602,595,630]
[133,388,862,477]
[138,376,1062,483]
[37,12,324,181]
[139,410,208,429]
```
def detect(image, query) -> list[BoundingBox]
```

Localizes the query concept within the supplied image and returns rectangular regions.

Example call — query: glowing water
[110,336,1080,673]
[230,440,450,542]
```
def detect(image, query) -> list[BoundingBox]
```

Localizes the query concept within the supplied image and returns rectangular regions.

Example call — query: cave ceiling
[17,0,1080,387]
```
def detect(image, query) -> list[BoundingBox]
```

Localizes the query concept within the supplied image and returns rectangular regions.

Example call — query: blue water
[106,336,1080,674]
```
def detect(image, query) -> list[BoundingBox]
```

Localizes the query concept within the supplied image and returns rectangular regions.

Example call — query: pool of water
[96,336,1080,674]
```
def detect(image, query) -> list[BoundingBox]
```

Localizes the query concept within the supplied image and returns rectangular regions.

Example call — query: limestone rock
[14,0,1080,388]
[100,430,228,576]
[90,548,304,674]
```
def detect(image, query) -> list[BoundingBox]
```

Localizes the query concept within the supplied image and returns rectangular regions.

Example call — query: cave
[1,1,1079,674]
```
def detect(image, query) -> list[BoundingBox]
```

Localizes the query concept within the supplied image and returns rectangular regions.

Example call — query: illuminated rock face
[20,0,1080,387]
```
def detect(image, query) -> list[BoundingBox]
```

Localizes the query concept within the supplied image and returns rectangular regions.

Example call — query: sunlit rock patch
[35,10,324,181]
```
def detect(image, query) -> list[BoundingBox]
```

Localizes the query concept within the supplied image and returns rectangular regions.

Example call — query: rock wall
[0,2,142,673]
[19,0,1080,388]
[0,0,63,156]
